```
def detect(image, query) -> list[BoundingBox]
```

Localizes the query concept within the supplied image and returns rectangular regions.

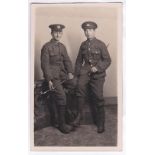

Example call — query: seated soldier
[41,24,75,134]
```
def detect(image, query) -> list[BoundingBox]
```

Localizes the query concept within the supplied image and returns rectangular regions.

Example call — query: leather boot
[97,105,105,133]
[71,97,84,127]
[58,106,73,134]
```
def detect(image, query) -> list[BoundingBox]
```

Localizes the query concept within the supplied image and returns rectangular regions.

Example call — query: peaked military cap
[81,21,97,30]
[49,24,65,32]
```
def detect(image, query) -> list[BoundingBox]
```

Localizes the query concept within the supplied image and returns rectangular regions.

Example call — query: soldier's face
[52,31,63,41]
[84,29,95,39]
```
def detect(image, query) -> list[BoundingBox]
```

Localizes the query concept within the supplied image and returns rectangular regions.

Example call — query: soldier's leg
[62,78,77,124]
[63,78,77,90]
[52,80,73,134]
[48,94,59,128]
[90,78,105,133]
[71,75,89,127]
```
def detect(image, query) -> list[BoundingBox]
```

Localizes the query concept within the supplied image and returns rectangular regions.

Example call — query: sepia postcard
[30,1,123,152]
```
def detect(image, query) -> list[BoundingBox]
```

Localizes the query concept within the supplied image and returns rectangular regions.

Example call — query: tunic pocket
[49,50,60,64]
[49,50,57,56]
[91,49,100,60]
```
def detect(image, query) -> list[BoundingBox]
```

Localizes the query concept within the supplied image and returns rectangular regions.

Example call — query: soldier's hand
[68,73,74,80]
[91,66,98,73]
[48,81,54,90]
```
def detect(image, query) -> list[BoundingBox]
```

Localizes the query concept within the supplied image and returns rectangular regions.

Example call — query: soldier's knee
[92,92,104,102]
[67,78,77,89]
[76,86,86,97]
[60,93,66,100]
[77,81,85,89]
[56,90,66,100]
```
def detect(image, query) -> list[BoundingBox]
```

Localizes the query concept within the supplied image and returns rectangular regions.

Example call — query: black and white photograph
[30,2,123,151]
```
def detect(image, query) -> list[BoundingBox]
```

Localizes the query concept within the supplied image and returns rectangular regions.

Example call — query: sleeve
[74,45,83,76]
[95,42,111,72]
[62,46,74,73]
[41,45,53,81]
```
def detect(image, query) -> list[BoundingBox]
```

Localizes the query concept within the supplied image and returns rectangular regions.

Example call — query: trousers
[48,78,76,106]
[76,74,105,106]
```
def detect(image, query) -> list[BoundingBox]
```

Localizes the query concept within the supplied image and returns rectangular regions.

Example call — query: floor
[34,104,117,146]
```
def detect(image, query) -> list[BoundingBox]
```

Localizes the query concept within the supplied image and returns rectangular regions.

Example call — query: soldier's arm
[74,45,83,76]
[62,46,74,74]
[41,45,53,81]
[95,42,111,72]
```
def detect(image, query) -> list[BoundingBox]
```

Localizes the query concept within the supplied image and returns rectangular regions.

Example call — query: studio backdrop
[33,3,122,97]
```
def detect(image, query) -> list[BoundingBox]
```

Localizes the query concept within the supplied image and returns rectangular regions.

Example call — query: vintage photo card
[30,2,123,151]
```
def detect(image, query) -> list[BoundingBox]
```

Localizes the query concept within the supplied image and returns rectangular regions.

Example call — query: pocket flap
[91,49,100,54]
[49,51,57,56]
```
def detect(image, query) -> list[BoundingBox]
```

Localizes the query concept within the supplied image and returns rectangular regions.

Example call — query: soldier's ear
[51,31,54,35]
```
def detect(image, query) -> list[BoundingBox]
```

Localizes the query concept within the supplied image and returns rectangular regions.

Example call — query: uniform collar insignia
[87,37,96,42]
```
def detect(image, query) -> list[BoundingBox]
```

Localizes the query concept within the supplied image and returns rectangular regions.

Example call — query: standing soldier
[73,21,111,133]
[41,24,74,134]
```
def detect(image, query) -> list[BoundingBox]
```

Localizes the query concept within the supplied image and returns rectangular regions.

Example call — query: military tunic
[75,37,111,106]
[41,39,74,105]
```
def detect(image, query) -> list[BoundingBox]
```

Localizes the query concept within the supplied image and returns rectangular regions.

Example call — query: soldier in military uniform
[41,24,75,134]
[72,21,111,133]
